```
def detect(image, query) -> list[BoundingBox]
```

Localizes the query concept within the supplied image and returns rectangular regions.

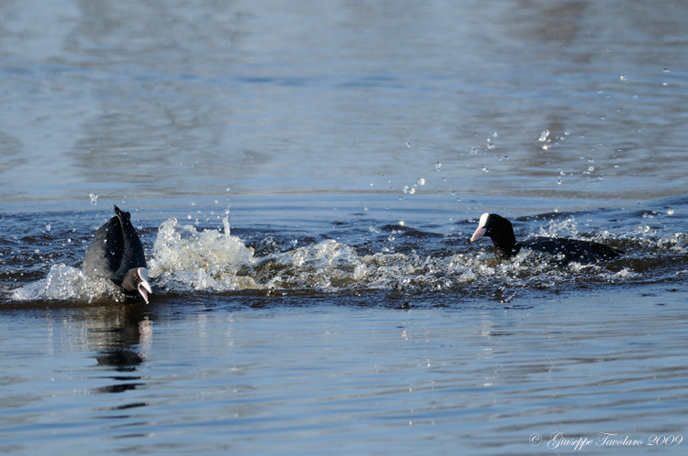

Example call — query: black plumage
[83,205,152,303]
[470,213,622,263]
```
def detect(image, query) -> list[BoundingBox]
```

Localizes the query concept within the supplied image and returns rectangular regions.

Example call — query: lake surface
[1,0,688,454]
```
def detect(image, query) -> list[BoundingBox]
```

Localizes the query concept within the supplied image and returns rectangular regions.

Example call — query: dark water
[2,0,688,454]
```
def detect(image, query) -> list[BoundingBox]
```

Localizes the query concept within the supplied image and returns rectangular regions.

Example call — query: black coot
[82,205,152,303]
[470,213,622,262]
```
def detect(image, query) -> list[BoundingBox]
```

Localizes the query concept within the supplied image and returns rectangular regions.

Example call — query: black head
[121,267,152,304]
[470,213,519,258]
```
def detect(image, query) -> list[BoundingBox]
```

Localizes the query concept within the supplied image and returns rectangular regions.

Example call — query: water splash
[11,264,124,302]
[264,240,367,291]
[10,210,678,304]
[148,217,258,292]
[535,217,580,239]
[140,216,638,297]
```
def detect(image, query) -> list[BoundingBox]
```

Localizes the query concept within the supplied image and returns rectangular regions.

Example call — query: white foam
[148,217,260,292]
[267,239,367,291]
[11,214,639,301]
[11,264,124,302]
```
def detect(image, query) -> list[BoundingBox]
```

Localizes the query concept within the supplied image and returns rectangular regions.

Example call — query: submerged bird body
[83,205,152,303]
[470,213,621,262]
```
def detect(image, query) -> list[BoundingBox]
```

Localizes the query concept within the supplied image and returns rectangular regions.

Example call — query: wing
[113,206,148,277]
[82,214,125,283]
[523,237,620,262]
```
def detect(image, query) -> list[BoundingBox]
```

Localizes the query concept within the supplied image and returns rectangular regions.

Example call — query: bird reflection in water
[82,303,152,394]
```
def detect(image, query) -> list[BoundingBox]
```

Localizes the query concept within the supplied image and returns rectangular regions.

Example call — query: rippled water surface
[2,0,688,454]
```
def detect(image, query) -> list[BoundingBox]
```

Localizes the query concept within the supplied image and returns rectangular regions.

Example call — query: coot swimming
[470,213,622,262]
[82,205,152,303]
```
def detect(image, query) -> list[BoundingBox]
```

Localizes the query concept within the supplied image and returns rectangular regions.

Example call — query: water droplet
[538,130,550,142]
[226,187,231,192]
[633,95,639,99]
[667,209,675,215]
[435,162,442,172]
[417,178,425,186]
[620,75,626,81]
[481,167,489,173]
[470,147,478,155]
[364,207,369,211]
[89,192,98,205]
[403,186,416,195]
[486,139,495,150]
[492,132,498,138]
[560,171,566,176]
[45,223,51,231]
[406,142,411,148]
[557,179,562,185]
